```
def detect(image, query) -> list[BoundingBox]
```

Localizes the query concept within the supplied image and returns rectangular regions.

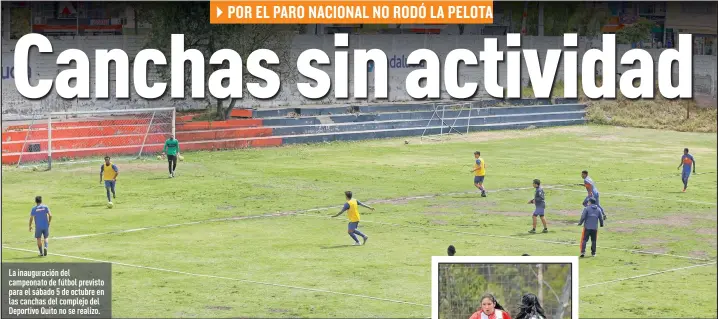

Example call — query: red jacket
[469,309,512,319]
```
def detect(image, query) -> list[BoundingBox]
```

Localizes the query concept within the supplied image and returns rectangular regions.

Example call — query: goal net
[4,108,175,170]
[420,102,474,142]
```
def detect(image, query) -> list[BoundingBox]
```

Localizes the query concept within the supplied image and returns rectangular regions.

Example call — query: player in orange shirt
[469,294,512,319]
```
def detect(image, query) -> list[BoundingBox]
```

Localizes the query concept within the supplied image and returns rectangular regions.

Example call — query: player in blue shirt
[581,170,607,220]
[677,148,696,192]
[28,196,52,256]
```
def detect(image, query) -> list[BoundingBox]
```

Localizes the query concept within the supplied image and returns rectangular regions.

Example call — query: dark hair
[447,245,456,256]
[345,191,353,199]
[684,148,689,153]
[581,170,588,175]
[521,253,530,256]
[588,198,596,204]
[480,293,505,311]
[533,179,540,186]
[515,293,546,319]
[104,156,110,160]
[474,151,480,155]
[35,196,42,204]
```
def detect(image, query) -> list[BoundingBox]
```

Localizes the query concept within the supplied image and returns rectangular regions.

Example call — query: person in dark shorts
[28,196,52,256]
[578,198,604,258]
[163,135,180,178]
[470,151,487,197]
[528,179,548,233]
[677,148,696,192]
[331,191,375,246]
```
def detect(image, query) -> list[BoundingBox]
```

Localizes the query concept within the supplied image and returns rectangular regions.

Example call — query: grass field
[2,125,716,318]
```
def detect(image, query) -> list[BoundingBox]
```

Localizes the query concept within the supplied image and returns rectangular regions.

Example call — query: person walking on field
[578,198,604,258]
[163,135,180,178]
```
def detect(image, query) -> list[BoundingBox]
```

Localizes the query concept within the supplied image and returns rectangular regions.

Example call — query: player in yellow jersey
[99,156,119,205]
[331,191,375,246]
[470,151,487,197]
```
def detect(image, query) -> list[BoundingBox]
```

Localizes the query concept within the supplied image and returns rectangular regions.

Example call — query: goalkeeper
[163,135,180,178]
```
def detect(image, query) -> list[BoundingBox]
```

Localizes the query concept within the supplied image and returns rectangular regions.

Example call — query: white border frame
[432,256,579,319]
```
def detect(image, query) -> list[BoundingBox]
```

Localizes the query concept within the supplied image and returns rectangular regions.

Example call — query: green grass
[2,125,716,318]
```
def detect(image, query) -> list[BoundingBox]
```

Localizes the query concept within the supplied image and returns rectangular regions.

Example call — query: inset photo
[432,256,579,319]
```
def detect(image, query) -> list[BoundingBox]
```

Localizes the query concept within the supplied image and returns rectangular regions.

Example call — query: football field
[2,125,716,318]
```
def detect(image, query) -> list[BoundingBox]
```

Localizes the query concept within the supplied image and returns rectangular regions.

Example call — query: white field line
[295,214,714,262]
[4,172,715,260]
[33,171,716,242]
[550,187,717,206]
[580,262,717,288]
[16,186,535,243]
[1,246,430,308]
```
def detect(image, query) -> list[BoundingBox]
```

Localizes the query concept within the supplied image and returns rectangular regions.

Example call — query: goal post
[8,107,176,170]
[420,102,474,142]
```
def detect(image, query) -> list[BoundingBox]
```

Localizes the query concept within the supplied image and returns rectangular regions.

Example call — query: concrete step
[259,104,586,125]
[252,99,576,119]
[270,111,585,136]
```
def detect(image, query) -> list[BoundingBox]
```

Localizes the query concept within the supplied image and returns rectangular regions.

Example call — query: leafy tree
[616,18,656,44]
[135,2,299,119]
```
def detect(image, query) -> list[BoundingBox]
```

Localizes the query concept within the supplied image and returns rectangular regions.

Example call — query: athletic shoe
[481,192,487,197]
[363,236,369,245]
[353,242,362,246]
[542,228,548,233]
[169,174,173,178]
[591,253,596,257]
[580,254,585,258]
[528,229,536,233]
[43,249,47,256]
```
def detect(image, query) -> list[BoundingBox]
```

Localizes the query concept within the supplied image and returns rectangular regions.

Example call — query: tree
[616,18,656,45]
[135,2,299,120]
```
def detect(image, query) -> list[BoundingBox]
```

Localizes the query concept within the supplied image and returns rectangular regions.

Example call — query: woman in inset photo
[469,293,512,319]
[515,293,546,319]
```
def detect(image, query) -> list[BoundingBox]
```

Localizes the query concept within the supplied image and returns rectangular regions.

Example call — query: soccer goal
[420,102,474,142]
[8,107,176,170]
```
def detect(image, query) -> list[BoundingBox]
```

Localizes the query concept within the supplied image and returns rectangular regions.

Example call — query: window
[693,35,717,56]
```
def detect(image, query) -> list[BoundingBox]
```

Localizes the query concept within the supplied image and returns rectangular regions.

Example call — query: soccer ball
[107,202,114,209]
[157,155,162,160]
[178,155,184,161]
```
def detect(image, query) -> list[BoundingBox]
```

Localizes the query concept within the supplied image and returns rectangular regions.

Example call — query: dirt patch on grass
[623,215,693,227]
[689,251,711,258]
[491,211,529,217]
[696,228,717,235]
[553,210,579,217]
[267,308,290,313]
[206,306,232,311]
[608,227,635,234]
[639,238,670,246]
[642,247,669,254]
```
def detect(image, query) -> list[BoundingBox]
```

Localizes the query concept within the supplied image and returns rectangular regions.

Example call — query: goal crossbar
[38,107,176,170]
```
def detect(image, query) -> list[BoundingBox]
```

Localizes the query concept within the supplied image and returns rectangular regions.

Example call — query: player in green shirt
[162,135,180,178]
